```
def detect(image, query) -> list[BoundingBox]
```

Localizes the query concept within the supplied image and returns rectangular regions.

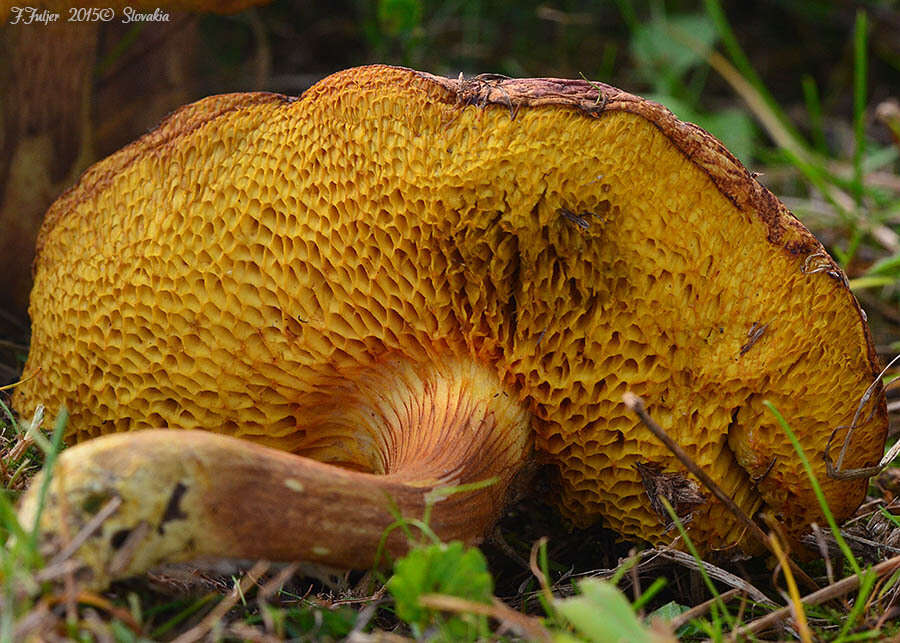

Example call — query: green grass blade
[613,0,638,32]
[702,0,806,149]
[0,489,29,546]
[27,408,68,553]
[763,401,861,576]
[802,74,828,155]
[0,397,19,434]
[852,9,868,210]
[609,550,639,586]
[835,568,877,641]
[631,576,667,613]
[867,254,900,279]
[659,496,735,630]
[150,594,218,639]
[848,275,897,291]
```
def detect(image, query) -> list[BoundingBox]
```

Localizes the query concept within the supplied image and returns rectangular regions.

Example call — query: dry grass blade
[108,520,151,576]
[47,591,142,633]
[0,368,40,393]
[345,631,414,643]
[225,622,286,643]
[256,562,300,603]
[12,599,56,641]
[6,405,43,463]
[257,562,300,633]
[668,587,742,630]
[829,353,900,479]
[623,392,819,591]
[529,537,556,609]
[171,560,271,643]
[737,553,900,637]
[43,496,122,573]
[812,523,835,585]
[416,594,552,641]
[767,526,813,643]
[655,549,774,607]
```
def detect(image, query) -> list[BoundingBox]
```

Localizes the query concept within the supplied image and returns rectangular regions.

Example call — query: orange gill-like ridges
[18,356,532,588]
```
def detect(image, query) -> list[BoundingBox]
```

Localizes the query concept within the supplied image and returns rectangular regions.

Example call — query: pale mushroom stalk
[19,358,532,588]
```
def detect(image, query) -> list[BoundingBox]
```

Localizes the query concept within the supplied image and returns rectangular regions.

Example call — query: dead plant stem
[623,392,819,592]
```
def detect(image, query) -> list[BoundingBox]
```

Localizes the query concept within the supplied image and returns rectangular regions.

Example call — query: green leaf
[649,601,688,621]
[650,601,704,637]
[554,579,659,643]
[377,0,422,37]
[386,541,493,637]
[631,13,717,86]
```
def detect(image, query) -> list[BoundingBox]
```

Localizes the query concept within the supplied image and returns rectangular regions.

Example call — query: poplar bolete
[15,65,887,588]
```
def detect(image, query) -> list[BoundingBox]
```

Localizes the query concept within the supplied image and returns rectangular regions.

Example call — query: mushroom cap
[15,65,887,550]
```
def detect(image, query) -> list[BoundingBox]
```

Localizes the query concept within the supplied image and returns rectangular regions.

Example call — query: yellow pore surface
[17,66,884,549]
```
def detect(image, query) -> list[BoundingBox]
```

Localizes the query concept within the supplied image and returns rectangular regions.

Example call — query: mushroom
[15,65,887,588]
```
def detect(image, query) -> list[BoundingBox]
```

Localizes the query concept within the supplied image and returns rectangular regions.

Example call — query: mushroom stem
[19,357,533,588]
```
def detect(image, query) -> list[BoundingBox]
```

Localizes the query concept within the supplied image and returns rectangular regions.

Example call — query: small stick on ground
[738,553,900,637]
[669,587,742,630]
[622,392,819,592]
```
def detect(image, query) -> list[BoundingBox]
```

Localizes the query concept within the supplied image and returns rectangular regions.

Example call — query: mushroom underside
[20,356,533,589]
[14,65,887,586]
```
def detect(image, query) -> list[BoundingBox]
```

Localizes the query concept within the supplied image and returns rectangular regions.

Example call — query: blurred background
[1,0,899,379]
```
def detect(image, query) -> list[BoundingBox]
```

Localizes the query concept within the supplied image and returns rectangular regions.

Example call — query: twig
[257,562,300,603]
[12,599,56,640]
[737,554,900,637]
[622,392,819,591]
[841,532,900,556]
[669,587,742,630]
[345,631,413,643]
[225,622,284,643]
